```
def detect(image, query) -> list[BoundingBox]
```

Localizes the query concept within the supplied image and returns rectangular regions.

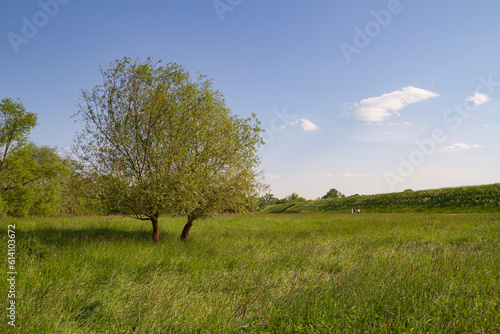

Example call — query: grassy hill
[263,183,500,214]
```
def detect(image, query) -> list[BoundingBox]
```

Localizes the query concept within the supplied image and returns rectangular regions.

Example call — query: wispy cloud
[265,173,280,179]
[300,118,318,131]
[277,117,317,132]
[349,86,439,123]
[466,92,489,106]
[279,119,298,130]
[438,143,483,152]
[342,173,368,178]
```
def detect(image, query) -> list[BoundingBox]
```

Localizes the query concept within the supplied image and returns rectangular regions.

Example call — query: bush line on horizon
[263,183,500,214]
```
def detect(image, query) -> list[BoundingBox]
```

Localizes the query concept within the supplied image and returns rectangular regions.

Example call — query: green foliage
[1,144,70,217]
[3,213,499,332]
[0,193,6,218]
[74,57,265,240]
[263,184,500,214]
[280,192,307,203]
[0,97,79,217]
[59,161,106,216]
[258,193,279,209]
[321,188,345,199]
[0,97,37,168]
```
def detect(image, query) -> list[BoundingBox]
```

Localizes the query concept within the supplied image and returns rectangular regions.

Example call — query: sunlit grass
[1,213,499,333]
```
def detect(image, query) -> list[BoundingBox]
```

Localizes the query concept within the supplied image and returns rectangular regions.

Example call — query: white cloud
[300,118,318,131]
[438,143,483,152]
[342,173,368,178]
[265,173,280,179]
[279,118,298,129]
[276,118,317,132]
[466,92,489,106]
[483,124,491,127]
[350,86,439,123]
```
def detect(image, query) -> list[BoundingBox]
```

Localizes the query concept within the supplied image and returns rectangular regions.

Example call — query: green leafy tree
[258,193,279,209]
[0,98,37,168]
[1,98,38,216]
[2,144,69,217]
[0,98,72,217]
[284,193,307,202]
[74,57,265,243]
[322,188,345,199]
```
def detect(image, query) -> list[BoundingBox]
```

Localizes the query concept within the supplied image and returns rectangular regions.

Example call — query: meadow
[1,213,499,333]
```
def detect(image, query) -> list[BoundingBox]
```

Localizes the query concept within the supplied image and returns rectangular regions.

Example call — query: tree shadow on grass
[17,227,178,249]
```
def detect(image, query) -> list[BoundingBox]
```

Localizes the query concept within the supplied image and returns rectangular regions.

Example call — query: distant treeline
[262,184,500,214]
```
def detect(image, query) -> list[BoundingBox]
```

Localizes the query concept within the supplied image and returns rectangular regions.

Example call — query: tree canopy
[322,188,345,199]
[1,143,70,217]
[284,193,307,202]
[0,98,37,168]
[74,57,265,243]
[0,98,71,217]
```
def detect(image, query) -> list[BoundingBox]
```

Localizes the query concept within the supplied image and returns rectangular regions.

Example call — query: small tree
[0,98,72,217]
[0,98,37,169]
[74,57,264,243]
[258,193,279,209]
[1,143,69,217]
[283,193,307,202]
[322,188,345,199]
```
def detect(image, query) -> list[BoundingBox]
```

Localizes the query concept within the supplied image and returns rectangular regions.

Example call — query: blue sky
[1,0,499,199]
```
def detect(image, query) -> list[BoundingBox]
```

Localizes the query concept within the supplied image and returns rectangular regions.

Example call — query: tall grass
[1,213,499,333]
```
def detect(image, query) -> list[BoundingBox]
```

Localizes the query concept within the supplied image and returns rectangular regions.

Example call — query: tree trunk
[151,214,159,244]
[180,216,194,240]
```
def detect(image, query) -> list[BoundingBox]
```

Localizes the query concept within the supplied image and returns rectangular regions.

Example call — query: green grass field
[1,213,500,333]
